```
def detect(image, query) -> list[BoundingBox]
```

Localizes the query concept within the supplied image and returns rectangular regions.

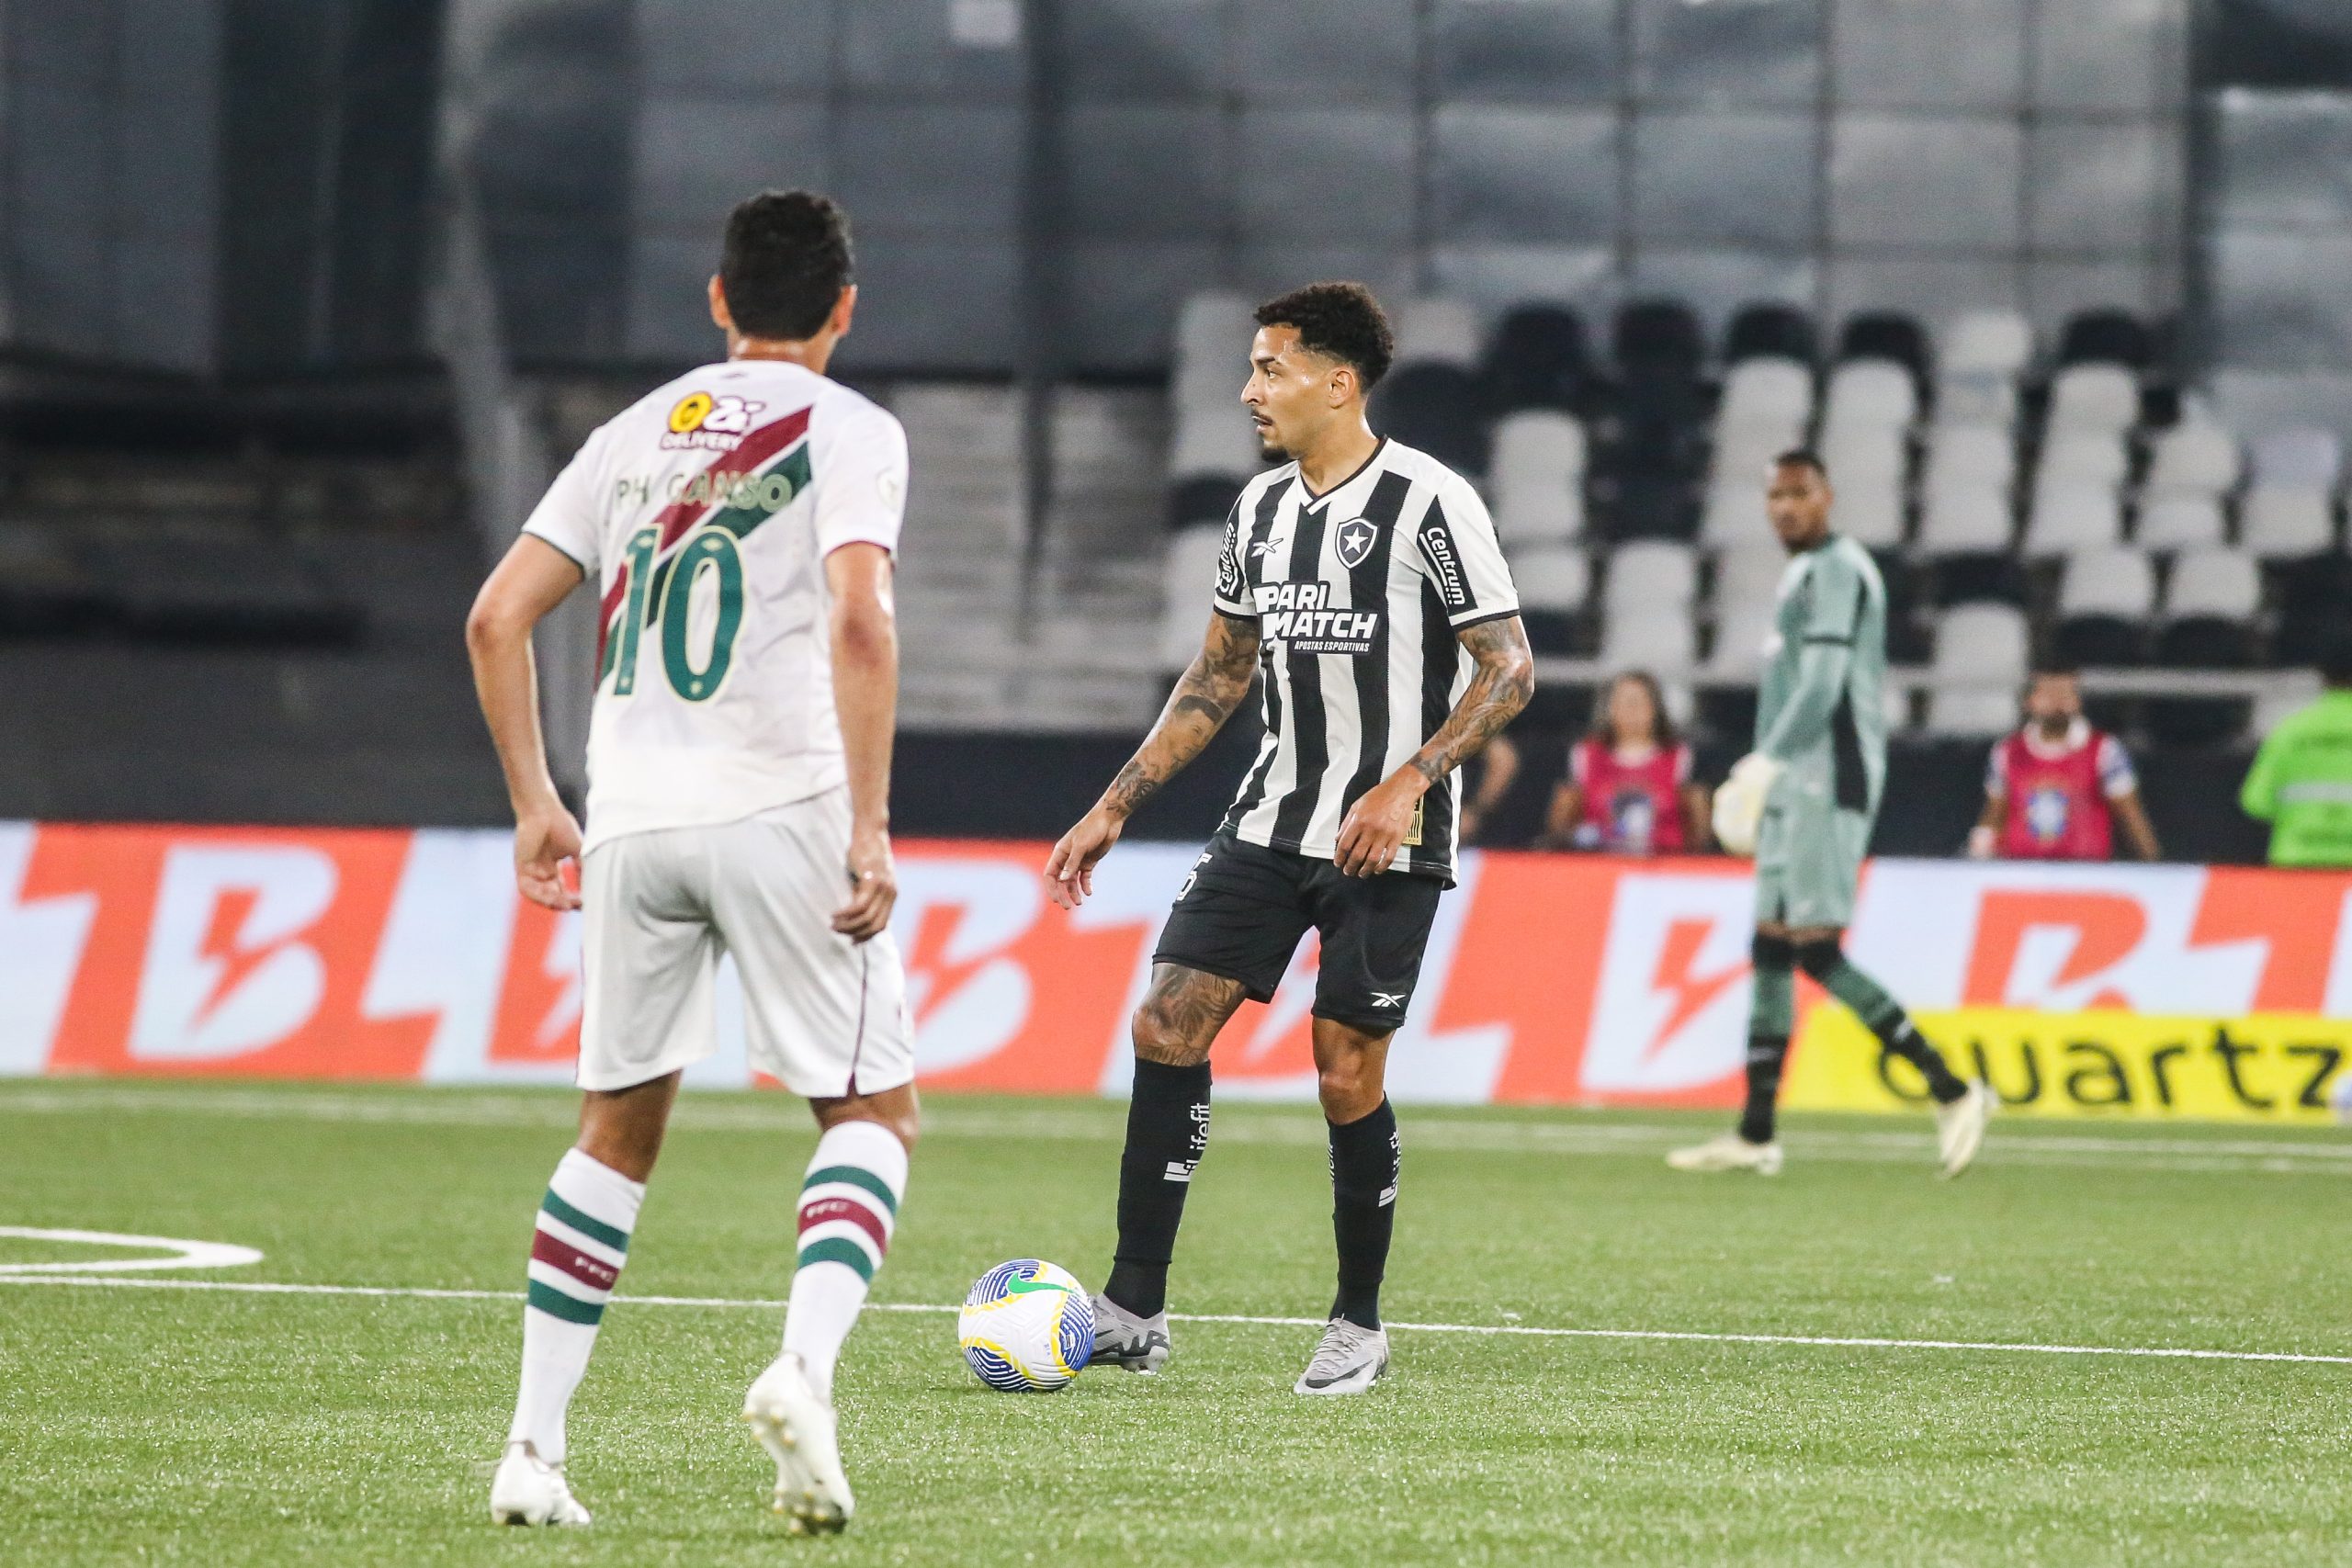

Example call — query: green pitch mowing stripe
[7,1273,2352,1367]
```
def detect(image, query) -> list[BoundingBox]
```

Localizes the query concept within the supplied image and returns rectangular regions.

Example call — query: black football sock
[1103,1057,1211,1319]
[1739,934,1796,1144]
[1798,942,1968,1104]
[1327,1098,1400,1331]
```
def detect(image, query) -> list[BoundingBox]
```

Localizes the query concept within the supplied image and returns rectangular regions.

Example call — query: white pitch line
[6,1272,2349,1368]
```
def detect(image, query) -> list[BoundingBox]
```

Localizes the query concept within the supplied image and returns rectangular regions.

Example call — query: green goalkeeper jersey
[1755,534,1889,816]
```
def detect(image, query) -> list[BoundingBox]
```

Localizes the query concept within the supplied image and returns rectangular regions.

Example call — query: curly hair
[1586,670,1679,750]
[719,189,854,341]
[1254,281,1396,389]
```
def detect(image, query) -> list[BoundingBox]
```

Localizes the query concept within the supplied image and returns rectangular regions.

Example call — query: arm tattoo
[1102,614,1261,818]
[1408,616,1535,787]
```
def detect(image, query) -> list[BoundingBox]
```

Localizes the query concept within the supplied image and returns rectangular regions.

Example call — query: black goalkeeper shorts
[1151,831,1443,1034]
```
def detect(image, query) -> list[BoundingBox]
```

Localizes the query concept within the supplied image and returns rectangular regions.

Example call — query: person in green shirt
[2241,632,2352,867]
[1672,449,1995,1179]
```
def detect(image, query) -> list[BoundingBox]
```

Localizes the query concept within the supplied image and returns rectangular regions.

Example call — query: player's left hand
[1335,772,1425,877]
[514,799,584,911]
[834,825,898,943]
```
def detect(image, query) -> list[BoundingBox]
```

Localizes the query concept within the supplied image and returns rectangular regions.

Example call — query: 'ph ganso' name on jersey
[1255,580,1382,656]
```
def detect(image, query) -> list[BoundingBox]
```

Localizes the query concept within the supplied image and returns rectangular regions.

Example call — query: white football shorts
[576,787,914,1097]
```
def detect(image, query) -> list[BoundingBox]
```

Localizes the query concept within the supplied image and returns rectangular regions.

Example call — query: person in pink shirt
[1969,665,2161,862]
[1542,671,1713,854]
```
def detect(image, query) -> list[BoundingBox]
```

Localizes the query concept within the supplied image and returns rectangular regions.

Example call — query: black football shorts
[1151,831,1443,1034]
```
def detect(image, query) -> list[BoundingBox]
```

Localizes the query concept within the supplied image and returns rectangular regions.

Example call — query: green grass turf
[3,1082,2350,1566]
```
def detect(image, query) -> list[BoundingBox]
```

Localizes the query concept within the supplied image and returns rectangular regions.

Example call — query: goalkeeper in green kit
[1671,449,1995,1178]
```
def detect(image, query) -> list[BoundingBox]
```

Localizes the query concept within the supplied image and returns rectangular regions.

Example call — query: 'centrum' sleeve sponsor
[812,402,910,558]
[1211,495,1252,619]
[1414,474,1521,628]
[520,423,611,576]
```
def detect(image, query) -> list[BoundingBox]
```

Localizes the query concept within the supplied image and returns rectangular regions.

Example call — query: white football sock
[508,1148,645,1467]
[782,1119,910,1403]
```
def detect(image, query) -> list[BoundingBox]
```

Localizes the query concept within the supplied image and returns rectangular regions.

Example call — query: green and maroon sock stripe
[797,1167,897,1283]
[526,1190,631,1325]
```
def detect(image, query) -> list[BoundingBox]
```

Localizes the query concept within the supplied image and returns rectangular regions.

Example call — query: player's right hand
[514,800,584,911]
[1044,806,1124,910]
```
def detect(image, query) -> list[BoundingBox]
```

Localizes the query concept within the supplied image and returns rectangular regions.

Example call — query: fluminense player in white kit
[465,189,914,1535]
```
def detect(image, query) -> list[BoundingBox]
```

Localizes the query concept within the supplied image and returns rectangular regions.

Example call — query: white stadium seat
[1928,603,2030,733]
[1708,601,1778,676]
[1600,600,1698,672]
[1158,524,1229,671]
[1717,357,1814,434]
[1821,423,1906,488]
[2248,426,2344,491]
[1832,474,1905,549]
[1916,479,2014,556]
[2023,479,2123,556]
[2046,365,2140,434]
[2057,547,2156,619]
[1510,543,1592,615]
[1700,480,1770,547]
[2143,419,2243,499]
[1934,372,2018,431]
[2166,548,2261,621]
[2238,487,2337,558]
[1713,542,1789,616]
[1711,427,1799,491]
[1923,423,2016,494]
[1941,310,2033,378]
[1604,540,1699,615]
[2133,492,2226,552]
[1391,296,1481,369]
[1173,291,1253,407]
[1168,400,1266,484]
[2036,430,2130,489]
[1489,412,1587,547]
[1821,358,1917,434]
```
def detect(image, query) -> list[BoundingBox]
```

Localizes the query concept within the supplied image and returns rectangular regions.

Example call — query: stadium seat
[1511,543,1592,654]
[1602,473,1700,540]
[1173,292,1253,401]
[1724,301,1815,365]
[2143,419,2242,499]
[1371,364,1489,476]
[2150,549,2259,741]
[1158,524,1229,671]
[1923,423,2016,494]
[2238,487,2338,558]
[1713,540,1789,613]
[1940,310,2033,378]
[1168,473,1242,531]
[1708,600,1777,677]
[1711,427,1798,491]
[1480,303,1588,413]
[1821,359,1918,434]
[2057,308,2154,369]
[1604,540,1699,616]
[2133,492,2226,552]
[1612,299,1705,378]
[1600,597,1698,672]
[2165,547,2262,630]
[1837,312,1930,388]
[2023,479,2124,556]
[2046,365,2142,434]
[1933,373,2019,432]
[2052,547,2155,666]
[87,532,359,648]
[1699,480,1770,547]
[1821,423,1906,491]
[1391,296,1481,370]
[1490,412,1587,548]
[1716,356,1813,438]
[2036,430,2130,490]
[1832,474,1906,549]
[1917,479,2015,556]
[2248,426,2345,492]
[1927,603,2030,733]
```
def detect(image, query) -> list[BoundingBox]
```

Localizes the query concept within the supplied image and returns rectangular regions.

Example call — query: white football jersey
[522,358,908,852]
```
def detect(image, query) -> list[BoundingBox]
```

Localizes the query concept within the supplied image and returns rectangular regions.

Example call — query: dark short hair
[719,189,854,340]
[1773,447,1828,479]
[1254,282,1395,389]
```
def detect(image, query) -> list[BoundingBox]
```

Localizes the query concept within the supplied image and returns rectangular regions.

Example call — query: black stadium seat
[1612,299,1705,378]
[1480,303,1587,414]
[2057,308,2154,369]
[1837,312,1930,387]
[1724,301,1816,365]
[2052,613,2150,668]
[1369,363,1489,477]
[1168,473,1241,531]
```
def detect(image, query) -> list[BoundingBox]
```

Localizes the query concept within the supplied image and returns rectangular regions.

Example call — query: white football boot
[1294,1318,1390,1395]
[1935,1079,1996,1179]
[489,1442,591,1527]
[743,1352,853,1535]
[1087,1293,1171,1374]
[1666,1133,1784,1175]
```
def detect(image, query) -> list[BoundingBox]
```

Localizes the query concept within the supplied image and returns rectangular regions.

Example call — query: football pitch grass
[4,1081,2349,1566]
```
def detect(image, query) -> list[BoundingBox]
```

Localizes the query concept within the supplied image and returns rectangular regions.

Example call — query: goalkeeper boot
[1935,1079,1997,1180]
[1666,1132,1784,1175]
[1087,1293,1171,1374]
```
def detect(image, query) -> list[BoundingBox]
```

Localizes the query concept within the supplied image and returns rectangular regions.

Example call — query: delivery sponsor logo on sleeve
[1783,1007,2352,1123]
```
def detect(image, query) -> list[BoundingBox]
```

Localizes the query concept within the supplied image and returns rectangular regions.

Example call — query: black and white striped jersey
[1209,437,1521,884]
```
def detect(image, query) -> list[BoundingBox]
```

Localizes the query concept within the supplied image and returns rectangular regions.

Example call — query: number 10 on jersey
[605,525,746,703]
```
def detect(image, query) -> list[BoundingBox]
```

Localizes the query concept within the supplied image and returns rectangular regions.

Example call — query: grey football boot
[1294,1318,1389,1395]
[1088,1293,1171,1374]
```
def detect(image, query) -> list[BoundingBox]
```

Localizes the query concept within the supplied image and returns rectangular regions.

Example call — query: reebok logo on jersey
[1369,990,1405,1010]
[1254,580,1381,655]
[661,391,766,451]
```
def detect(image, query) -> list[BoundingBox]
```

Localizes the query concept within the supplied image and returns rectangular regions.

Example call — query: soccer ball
[957,1259,1094,1392]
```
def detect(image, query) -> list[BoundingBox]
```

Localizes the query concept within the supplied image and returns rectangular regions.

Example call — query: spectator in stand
[1540,671,1712,854]
[1968,665,2161,862]
[2241,629,2352,867]
[1457,733,1521,846]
